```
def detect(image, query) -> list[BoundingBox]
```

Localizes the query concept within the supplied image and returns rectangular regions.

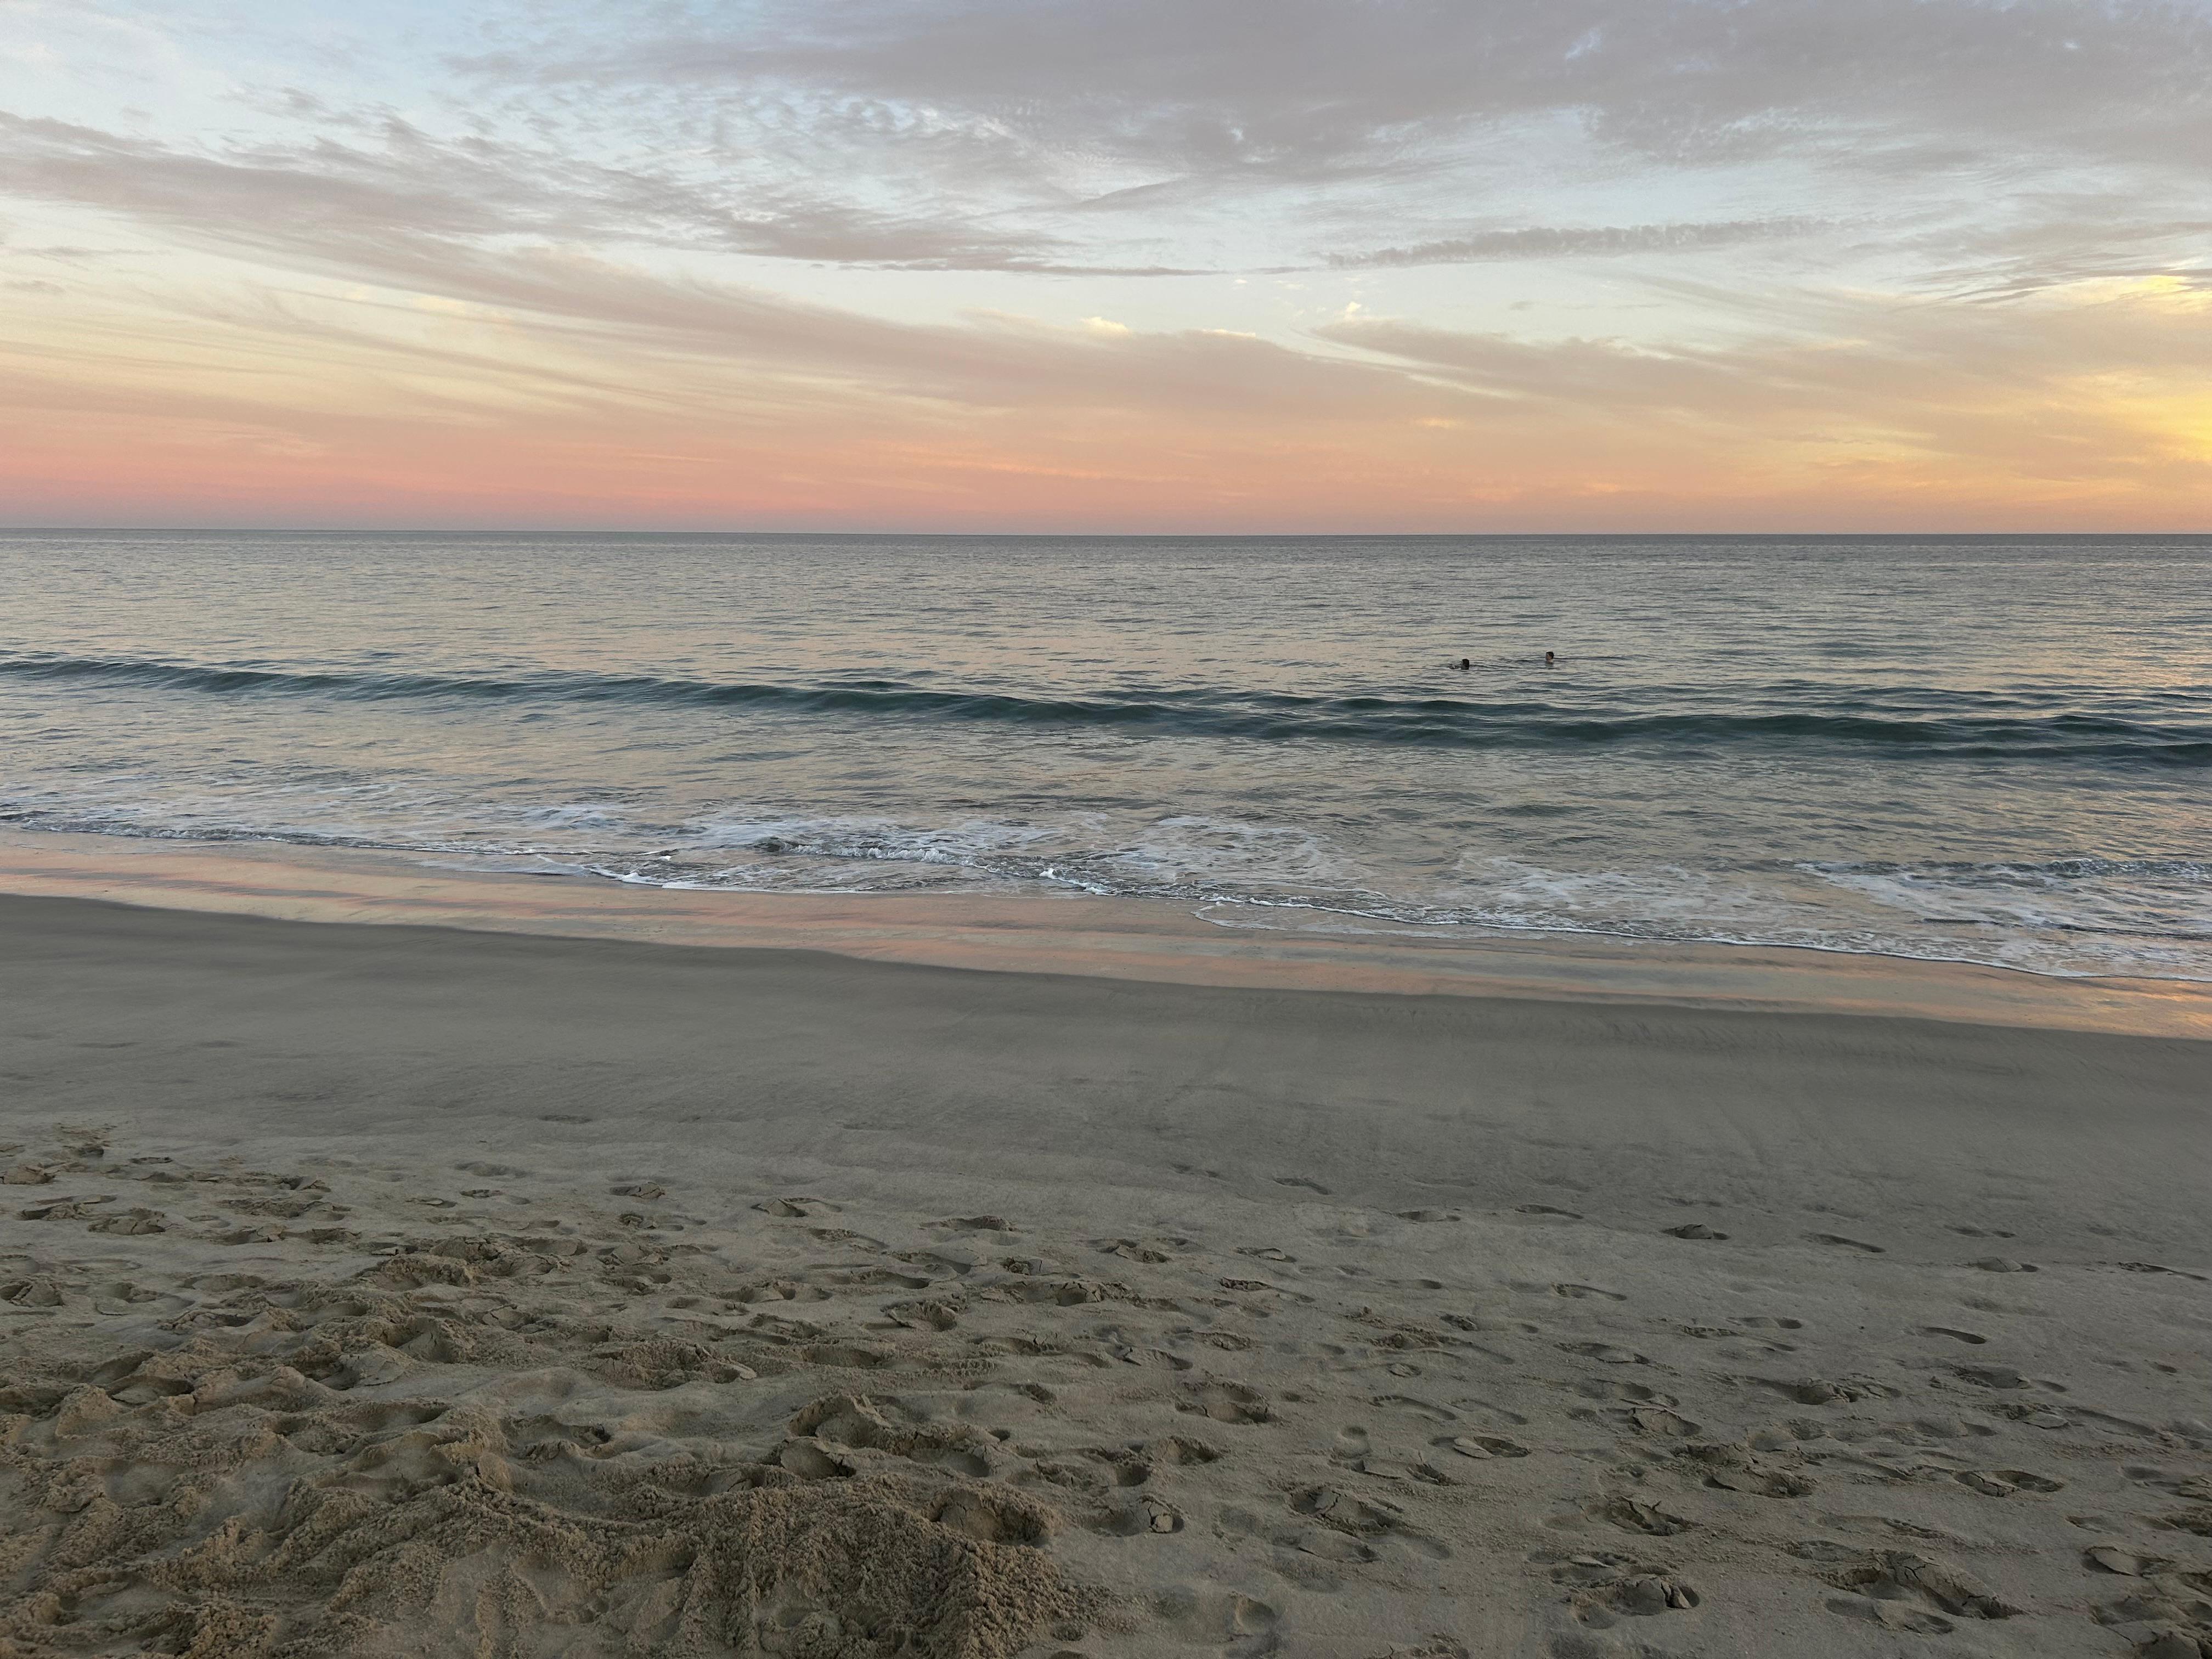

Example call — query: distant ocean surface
[3,531,2208,980]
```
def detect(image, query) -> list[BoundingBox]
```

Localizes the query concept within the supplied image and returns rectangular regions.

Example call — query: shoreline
[2,826,2208,1038]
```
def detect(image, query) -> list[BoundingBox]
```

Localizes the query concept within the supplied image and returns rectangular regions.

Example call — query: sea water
[1,530,2205,979]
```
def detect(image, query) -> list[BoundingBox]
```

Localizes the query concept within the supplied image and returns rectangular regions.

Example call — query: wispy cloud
[456,0,2212,193]
[1331,218,1831,268]
[0,110,1122,273]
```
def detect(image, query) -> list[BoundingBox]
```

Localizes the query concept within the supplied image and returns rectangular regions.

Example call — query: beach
[9,0,2212,1648]
[4,888,2209,1657]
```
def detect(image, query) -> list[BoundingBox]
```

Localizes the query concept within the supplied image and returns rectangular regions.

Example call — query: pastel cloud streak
[2,0,2209,529]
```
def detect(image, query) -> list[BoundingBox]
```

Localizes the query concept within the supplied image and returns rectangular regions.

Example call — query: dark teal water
[2,531,2207,978]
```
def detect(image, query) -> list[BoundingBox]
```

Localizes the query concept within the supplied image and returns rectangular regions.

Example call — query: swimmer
[1544,651,1556,667]
[1452,658,1471,671]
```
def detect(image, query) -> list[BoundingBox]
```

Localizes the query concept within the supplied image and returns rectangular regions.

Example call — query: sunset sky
[3,0,2209,531]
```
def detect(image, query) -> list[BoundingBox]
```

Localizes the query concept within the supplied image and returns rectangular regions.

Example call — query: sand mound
[3,1328,1097,1658]
[0,1147,1103,1658]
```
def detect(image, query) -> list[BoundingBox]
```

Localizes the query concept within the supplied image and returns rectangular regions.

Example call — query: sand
[2,892,2210,1658]
[5,827,2210,1040]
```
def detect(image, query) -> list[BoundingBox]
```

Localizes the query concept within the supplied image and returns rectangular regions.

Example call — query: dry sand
[2,893,2209,1658]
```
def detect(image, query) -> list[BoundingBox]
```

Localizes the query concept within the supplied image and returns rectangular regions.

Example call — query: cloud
[411,0,2212,290]
[0,111,1447,421]
[1319,280,2212,487]
[0,109,1173,275]
[461,0,2212,186]
[1331,218,1830,268]
[17,1,2212,289]
[8,256,2209,529]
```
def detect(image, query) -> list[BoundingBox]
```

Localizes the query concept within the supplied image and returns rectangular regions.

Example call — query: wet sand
[3,827,2208,1037]
[2,892,2210,1657]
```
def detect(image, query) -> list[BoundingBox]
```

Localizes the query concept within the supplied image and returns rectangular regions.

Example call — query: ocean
[2,529,2206,980]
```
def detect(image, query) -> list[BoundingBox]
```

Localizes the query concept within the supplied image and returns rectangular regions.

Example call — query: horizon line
[6,525,2212,541]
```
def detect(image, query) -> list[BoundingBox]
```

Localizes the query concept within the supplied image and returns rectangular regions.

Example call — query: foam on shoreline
[1,827,2207,1037]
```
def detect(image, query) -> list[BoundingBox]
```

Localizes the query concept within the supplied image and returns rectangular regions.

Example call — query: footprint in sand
[1095,1238,1172,1263]
[1291,1486,1415,1540]
[2146,1507,2212,1536]
[777,1441,854,1480]
[91,1280,187,1317]
[1446,1393,1530,1427]
[731,1278,831,1304]
[2113,1261,2209,1280]
[1804,1233,1885,1253]
[754,1197,837,1218]
[1372,1393,1457,1423]
[1954,1468,2064,1496]
[19,1195,109,1221]
[1924,1325,1989,1345]
[1773,1376,1899,1405]
[1967,1257,2038,1272]
[1664,1223,1729,1240]
[1274,1176,1331,1194]
[1180,1380,1272,1425]
[2086,1544,2171,1576]
[1147,1435,1223,1469]
[1680,1444,1814,1497]
[1820,1549,2019,1627]
[1947,1224,2016,1238]
[1111,1345,1193,1373]
[2125,1466,2212,1498]
[1555,1283,1626,1301]
[1149,1589,1276,1644]
[1616,1407,1701,1438]
[1559,1341,1647,1365]
[883,1295,962,1330]
[1578,1380,1678,1407]
[1541,1550,1700,1618]
[1445,1434,1530,1459]
[1824,1596,1955,1635]
[87,1207,167,1235]
[1098,1494,1184,1536]
[1953,1364,2061,1392]
[1218,1276,1281,1296]
[1291,1528,1377,1562]
[1515,1204,1582,1219]
[1593,1497,1696,1536]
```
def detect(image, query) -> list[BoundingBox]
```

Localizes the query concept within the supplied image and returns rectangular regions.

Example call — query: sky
[2,0,2210,532]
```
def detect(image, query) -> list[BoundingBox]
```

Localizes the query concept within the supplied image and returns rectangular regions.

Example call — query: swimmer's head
[1544,651,1556,665]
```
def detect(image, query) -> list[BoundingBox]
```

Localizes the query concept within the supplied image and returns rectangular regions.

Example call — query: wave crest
[2,652,2206,764]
